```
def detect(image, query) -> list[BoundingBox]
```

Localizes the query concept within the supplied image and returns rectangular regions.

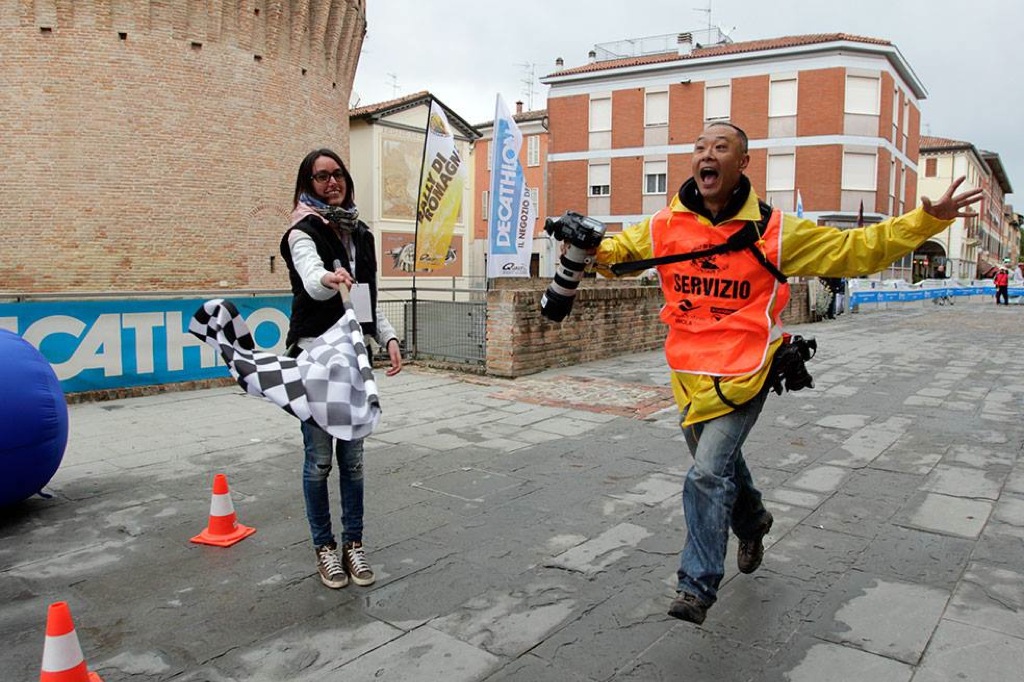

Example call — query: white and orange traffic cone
[40,601,103,682]
[190,473,256,547]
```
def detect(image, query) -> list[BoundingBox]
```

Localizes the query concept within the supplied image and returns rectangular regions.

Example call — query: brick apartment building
[918,137,1015,280]
[539,30,927,281]
[473,101,550,277]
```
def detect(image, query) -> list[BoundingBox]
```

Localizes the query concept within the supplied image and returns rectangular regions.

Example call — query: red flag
[857,200,865,227]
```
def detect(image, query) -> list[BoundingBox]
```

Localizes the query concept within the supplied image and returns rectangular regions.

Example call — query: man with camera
[572,121,981,625]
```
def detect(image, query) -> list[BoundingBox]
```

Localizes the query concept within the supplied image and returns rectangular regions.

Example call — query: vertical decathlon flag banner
[796,190,804,218]
[487,94,535,278]
[415,100,466,271]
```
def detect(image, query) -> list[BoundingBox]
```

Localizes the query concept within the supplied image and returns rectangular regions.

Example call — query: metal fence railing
[377,285,487,366]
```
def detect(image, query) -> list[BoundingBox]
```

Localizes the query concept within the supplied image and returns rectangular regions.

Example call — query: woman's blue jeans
[301,422,364,547]
[676,387,771,604]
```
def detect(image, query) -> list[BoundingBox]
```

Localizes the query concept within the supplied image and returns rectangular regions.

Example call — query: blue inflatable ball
[0,329,69,506]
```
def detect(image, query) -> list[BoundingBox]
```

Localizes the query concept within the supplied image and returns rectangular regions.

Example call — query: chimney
[516,101,523,115]
[588,50,596,64]
[555,56,564,69]
[677,32,693,56]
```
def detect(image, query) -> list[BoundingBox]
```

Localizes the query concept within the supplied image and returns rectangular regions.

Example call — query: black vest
[280,215,379,347]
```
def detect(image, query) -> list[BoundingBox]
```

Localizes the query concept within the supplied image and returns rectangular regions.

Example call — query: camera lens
[540,245,590,321]
[538,211,605,322]
[540,288,574,322]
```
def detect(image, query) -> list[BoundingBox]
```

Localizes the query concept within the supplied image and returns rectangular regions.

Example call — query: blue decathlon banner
[487,93,534,278]
[0,295,291,394]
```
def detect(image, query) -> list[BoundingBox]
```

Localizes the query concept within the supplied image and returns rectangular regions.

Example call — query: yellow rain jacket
[596,187,953,426]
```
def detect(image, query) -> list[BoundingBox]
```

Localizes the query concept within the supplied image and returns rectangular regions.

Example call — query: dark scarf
[297,192,360,232]
[677,175,752,225]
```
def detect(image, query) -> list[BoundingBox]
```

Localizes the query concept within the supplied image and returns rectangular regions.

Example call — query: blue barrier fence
[849,285,1023,305]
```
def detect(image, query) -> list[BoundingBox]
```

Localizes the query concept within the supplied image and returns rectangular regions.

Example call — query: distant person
[820,277,845,319]
[591,121,982,625]
[994,267,1010,305]
[934,264,952,305]
[280,148,403,590]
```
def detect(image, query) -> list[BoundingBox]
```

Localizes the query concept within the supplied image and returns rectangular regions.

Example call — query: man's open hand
[921,176,983,221]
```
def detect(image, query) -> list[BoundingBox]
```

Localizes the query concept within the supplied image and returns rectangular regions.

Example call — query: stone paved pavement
[3,301,1024,681]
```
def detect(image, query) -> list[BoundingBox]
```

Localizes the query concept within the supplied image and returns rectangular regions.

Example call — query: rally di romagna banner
[486,94,534,278]
[415,100,466,271]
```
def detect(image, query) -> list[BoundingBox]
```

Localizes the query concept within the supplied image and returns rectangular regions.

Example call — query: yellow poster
[415,100,465,271]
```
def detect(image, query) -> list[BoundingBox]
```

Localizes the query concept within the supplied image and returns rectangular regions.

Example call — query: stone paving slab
[912,619,1024,682]
[3,302,1024,681]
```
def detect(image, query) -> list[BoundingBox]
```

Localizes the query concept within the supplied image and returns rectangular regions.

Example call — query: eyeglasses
[311,169,346,184]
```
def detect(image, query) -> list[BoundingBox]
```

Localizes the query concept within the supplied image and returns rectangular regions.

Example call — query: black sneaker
[315,542,348,589]
[668,592,710,625]
[737,512,773,574]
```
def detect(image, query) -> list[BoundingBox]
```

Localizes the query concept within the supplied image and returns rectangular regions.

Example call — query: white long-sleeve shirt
[286,230,398,351]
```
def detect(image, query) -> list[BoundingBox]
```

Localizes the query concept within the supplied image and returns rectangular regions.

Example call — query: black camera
[540,211,606,321]
[769,334,817,395]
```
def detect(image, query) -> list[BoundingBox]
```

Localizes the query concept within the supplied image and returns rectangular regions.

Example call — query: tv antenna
[386,72,400,98]
[518,62,537,110]
[694,0,712,36]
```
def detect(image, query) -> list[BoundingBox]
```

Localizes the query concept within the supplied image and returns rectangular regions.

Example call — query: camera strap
[610,201,786,284]
[714,333,815,408]
[712,376,745,409]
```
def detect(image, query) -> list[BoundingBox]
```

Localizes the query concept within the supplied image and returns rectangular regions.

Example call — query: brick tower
[0,0,366,292]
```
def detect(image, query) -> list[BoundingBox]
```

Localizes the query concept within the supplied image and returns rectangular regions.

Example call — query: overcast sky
[352,0,1021,203]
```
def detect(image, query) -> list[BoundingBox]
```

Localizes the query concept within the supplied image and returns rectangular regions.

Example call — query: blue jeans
[676,388,770,604]
[301,422,364,547]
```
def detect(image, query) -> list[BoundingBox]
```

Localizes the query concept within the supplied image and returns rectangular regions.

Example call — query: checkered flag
[189,298,381,441]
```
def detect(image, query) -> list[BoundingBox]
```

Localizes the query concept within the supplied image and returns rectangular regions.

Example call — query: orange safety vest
[651,206,789,376]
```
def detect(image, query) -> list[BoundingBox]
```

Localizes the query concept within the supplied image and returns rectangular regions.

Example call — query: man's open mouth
[699,168,719,187]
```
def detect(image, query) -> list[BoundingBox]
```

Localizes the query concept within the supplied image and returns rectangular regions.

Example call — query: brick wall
[485,279,812,377]
[610,156,642,215]
[795,146,842,208]
[668,82,704,145]
[548,159,588,217]
[878,148,893,213]
[746,149,768,197]
[905,105,920,208]
[796,68,844,136]
[879,71,895,143]
[611,88,644,148]
[547,94,589,154]
[0,0,365,294]
[732,74,769,140]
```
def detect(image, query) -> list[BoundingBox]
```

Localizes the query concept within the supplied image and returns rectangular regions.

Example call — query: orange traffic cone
[190,473,256,547]
[40,601,103,682]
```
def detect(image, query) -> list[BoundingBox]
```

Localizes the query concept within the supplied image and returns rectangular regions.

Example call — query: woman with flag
[280,149,402,590]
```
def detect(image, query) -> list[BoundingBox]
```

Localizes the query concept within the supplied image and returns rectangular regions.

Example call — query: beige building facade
[348,92,480,292]
[918,137,1014,279]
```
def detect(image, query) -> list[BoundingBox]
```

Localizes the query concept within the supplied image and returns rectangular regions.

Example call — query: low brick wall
[781,280,813,326]
[485,279,811,378]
